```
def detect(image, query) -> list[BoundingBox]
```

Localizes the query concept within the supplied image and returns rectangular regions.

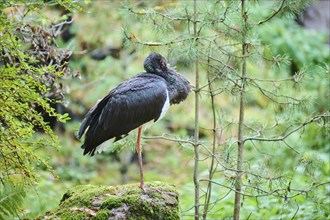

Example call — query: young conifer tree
[123,0,329,219]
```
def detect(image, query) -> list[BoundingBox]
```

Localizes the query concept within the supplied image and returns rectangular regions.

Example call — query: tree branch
[244,113,329,143]
[256,0,286,25]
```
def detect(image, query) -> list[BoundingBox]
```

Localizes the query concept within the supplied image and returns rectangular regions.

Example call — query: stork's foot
[139,184,161,193]
[139,183,146,193]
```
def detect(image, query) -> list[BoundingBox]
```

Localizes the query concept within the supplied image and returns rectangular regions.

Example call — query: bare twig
[123,29,198,47]
[53,17,74,37]
[244,113,329,143]
[256,0,286,25]
[201,179,330,199]
[144,133,292,183]
[202,44,219,220]
[250,80,307,106]
[142,134,194,145]
[127,7,189,22]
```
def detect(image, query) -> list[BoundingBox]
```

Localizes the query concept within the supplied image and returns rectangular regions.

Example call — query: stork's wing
[78,74,168,156]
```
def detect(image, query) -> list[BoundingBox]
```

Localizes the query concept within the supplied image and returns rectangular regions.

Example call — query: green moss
[92,210,109,220]
[100,197,122,209]
[44,182,180,220]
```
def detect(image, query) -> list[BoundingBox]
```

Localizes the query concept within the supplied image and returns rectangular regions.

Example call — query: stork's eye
[160,60,166,68]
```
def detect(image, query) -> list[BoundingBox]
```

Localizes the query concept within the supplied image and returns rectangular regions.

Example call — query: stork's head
[144,53,168,74]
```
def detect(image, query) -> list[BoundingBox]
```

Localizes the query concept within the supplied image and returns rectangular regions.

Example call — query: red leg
[137,127,145,192]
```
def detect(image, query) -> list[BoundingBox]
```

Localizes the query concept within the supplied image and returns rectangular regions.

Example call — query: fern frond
[0,183,26,219]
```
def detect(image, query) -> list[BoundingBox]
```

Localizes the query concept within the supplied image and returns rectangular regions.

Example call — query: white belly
[143,89,170,130]
[159,89,170,120]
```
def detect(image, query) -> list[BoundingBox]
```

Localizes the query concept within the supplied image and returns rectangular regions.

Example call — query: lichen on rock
[44,182,180,220]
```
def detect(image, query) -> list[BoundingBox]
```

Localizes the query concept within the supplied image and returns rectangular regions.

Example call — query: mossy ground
[43,181,179,220]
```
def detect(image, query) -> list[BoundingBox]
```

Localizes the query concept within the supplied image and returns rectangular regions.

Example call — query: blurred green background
[1,1,329,219]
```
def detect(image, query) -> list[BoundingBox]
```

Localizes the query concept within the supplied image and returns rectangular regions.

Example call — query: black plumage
[79,74,168,155]
[78,53,190,190]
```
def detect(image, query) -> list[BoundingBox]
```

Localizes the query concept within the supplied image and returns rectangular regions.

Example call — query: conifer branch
[123,29,199,47]
[244,113,329,143]
[127,7,189,22]
[251,81,308,105]
[202,47,219,220]
[256,0,286,25]
[200,179,330,199]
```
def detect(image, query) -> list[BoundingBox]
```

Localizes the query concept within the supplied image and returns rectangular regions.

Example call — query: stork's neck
[160,69,191,105]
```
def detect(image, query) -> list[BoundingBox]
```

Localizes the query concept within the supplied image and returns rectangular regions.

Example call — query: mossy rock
[43,182,180,220]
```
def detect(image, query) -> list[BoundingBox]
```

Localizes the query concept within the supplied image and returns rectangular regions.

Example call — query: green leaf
[0,182,26,219]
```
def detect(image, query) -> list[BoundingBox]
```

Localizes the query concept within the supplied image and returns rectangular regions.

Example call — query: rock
[43,182,180,220]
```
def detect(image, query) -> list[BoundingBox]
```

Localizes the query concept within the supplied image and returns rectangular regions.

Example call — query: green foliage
[0,0,326,219]
[258,19,330,70]
[0,182,26,219]
[0,2,83,217]
[0,1,75,186]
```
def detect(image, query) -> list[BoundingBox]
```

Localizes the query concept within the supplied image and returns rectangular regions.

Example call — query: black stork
[78,53,190,191]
